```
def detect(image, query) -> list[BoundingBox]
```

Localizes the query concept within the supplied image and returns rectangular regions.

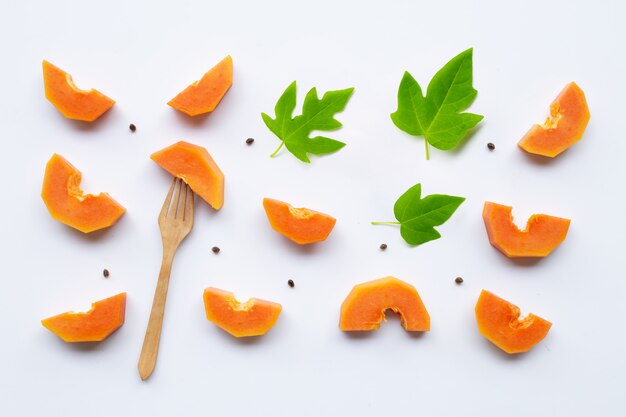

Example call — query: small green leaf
[262,82,354,163]
[372,183,465,245]
[391,48,483,159]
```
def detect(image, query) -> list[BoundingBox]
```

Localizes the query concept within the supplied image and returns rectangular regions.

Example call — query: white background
[1,0,625,415]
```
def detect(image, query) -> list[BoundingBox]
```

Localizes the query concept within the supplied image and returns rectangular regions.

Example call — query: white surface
[1,0,625,415]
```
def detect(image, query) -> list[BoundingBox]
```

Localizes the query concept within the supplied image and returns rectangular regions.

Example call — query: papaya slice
[518,82,590,157]
[168,55,233,116]
[483,202,570,258]
[263,198,336,244]
[340,277,430,332]
[203,288,282,338]
[42,293,126,342]
[475,290,551,354]
[41,154,126,233]
[42,60,115,122]
[151,141,224,210]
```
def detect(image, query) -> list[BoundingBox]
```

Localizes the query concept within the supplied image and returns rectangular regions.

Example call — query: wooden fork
[138,178,194,380]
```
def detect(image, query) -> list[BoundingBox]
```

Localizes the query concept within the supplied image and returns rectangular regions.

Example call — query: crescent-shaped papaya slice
[475,290,551,354]
[42,60,115,122]
[263,198,336,244]
[42,293,126,342]
[482,202,570,258]
[41,154,126,233]
[203,288,282,338]
[340,277,430,332]
[518,82,590,157]
[168,55,233,116]
[151,141,224,210]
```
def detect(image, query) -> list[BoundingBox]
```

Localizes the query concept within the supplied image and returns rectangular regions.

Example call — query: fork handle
[138,248,176,380]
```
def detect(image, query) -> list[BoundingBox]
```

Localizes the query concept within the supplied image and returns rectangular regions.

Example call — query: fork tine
[171,178,183,218]
[176,181,188,219]
[184,183,194,222]
[159,178,177,218]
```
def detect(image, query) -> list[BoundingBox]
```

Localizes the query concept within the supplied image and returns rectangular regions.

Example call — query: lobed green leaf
[391,183,465,245]
[391,48,483,157]
[262,82,354,163]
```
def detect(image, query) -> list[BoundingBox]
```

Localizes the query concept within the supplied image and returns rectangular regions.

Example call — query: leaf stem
[371,221,401,226]
[424,139,430,160]
[270,142,285,158]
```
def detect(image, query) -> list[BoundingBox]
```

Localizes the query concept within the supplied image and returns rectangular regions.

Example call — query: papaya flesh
[42,60,115,122]
[151,141,225,210]
[340,276,430,332]
[483,202,570,258]
[41,154,126,233]
[203,287,282,337]
[263,198,336,244]
[475,290,551,354]
[518,82,590,157]
[42,293,126,342]
[168,55,233,116]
